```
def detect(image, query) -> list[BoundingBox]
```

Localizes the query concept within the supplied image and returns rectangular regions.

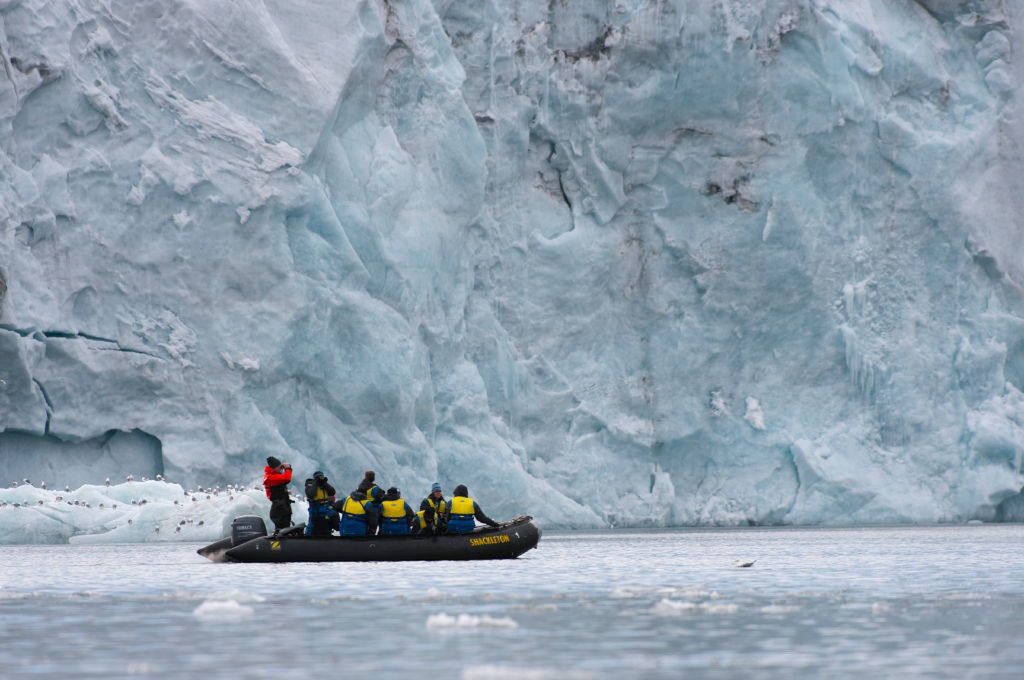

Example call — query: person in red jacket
[263,456,293,534]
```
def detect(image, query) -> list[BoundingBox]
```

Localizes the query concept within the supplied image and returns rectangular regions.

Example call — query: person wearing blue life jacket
[446,484,500,534]
[303,471,338,537]
[338,490,378,537]
[379,487,415,535]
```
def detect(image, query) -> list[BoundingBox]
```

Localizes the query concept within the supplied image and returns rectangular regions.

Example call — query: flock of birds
[0,475,280,536]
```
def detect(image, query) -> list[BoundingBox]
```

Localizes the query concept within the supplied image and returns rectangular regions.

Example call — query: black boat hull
[198,516,541,563]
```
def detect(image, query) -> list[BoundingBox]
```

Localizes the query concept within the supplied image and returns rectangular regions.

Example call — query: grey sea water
[1,525,1022,679]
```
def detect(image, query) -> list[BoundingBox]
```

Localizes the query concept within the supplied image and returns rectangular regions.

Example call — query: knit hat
[266,456,282,468]
[431,482,442,493]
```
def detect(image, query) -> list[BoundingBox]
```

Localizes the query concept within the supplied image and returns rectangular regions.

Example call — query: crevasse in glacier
[1,0,1023,529]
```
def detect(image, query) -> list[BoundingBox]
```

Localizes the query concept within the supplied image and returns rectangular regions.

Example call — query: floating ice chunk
[700,602,738,614]
[125,663,157,676]
[674,588,715,599]
[652,599,737,616]
[651,599,697,616]
[426,613,518,630]
[610,586,647,599]
[209,590,266,604]
[193,600,254,621]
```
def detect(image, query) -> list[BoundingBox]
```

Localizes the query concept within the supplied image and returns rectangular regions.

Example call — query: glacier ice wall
[0,480,269,544]
[1,0,1023,528]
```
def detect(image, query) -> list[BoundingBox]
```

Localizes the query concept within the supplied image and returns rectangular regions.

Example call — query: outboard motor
[231,515,267,547]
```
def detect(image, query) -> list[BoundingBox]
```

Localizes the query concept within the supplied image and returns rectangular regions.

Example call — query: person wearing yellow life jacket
[379,487,415,535]
[356,470,384,534]
[410,506,435,536]
[356,470,381,504]
[338,490,378,537]
[420,482,448,534]
[446,484,500,534]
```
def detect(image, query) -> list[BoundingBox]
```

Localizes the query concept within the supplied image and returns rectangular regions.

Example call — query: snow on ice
[0,480,277,544]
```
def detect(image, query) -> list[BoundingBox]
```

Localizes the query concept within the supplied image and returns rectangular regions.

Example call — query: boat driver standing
[263,456,293,535]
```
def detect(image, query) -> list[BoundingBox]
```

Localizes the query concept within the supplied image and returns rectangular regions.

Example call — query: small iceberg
[193,599,255,621]
[426,613,518,630]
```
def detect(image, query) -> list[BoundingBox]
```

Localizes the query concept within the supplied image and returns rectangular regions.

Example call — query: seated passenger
[338,490,378,537]
[420,482,448,534]
[356,470,381,502]
[446,484,500,535]
[379,487,415,535]
[358,471,384,534]
[410,506,435,536]
[304,471,338,537]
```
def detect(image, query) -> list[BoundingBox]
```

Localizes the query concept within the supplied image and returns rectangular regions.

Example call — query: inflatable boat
[197,515,541,563]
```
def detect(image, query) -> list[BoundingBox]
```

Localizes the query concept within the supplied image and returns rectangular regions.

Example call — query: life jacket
[305,479,332,502]
[380,499,410,535]
[263,466,292,501]
[425,497,447,516]
[339,495,369,536]
[447,495,476,534]
[412,510,429,530]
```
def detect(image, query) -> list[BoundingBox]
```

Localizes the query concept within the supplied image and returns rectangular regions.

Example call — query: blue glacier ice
[1,0,1023,537]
